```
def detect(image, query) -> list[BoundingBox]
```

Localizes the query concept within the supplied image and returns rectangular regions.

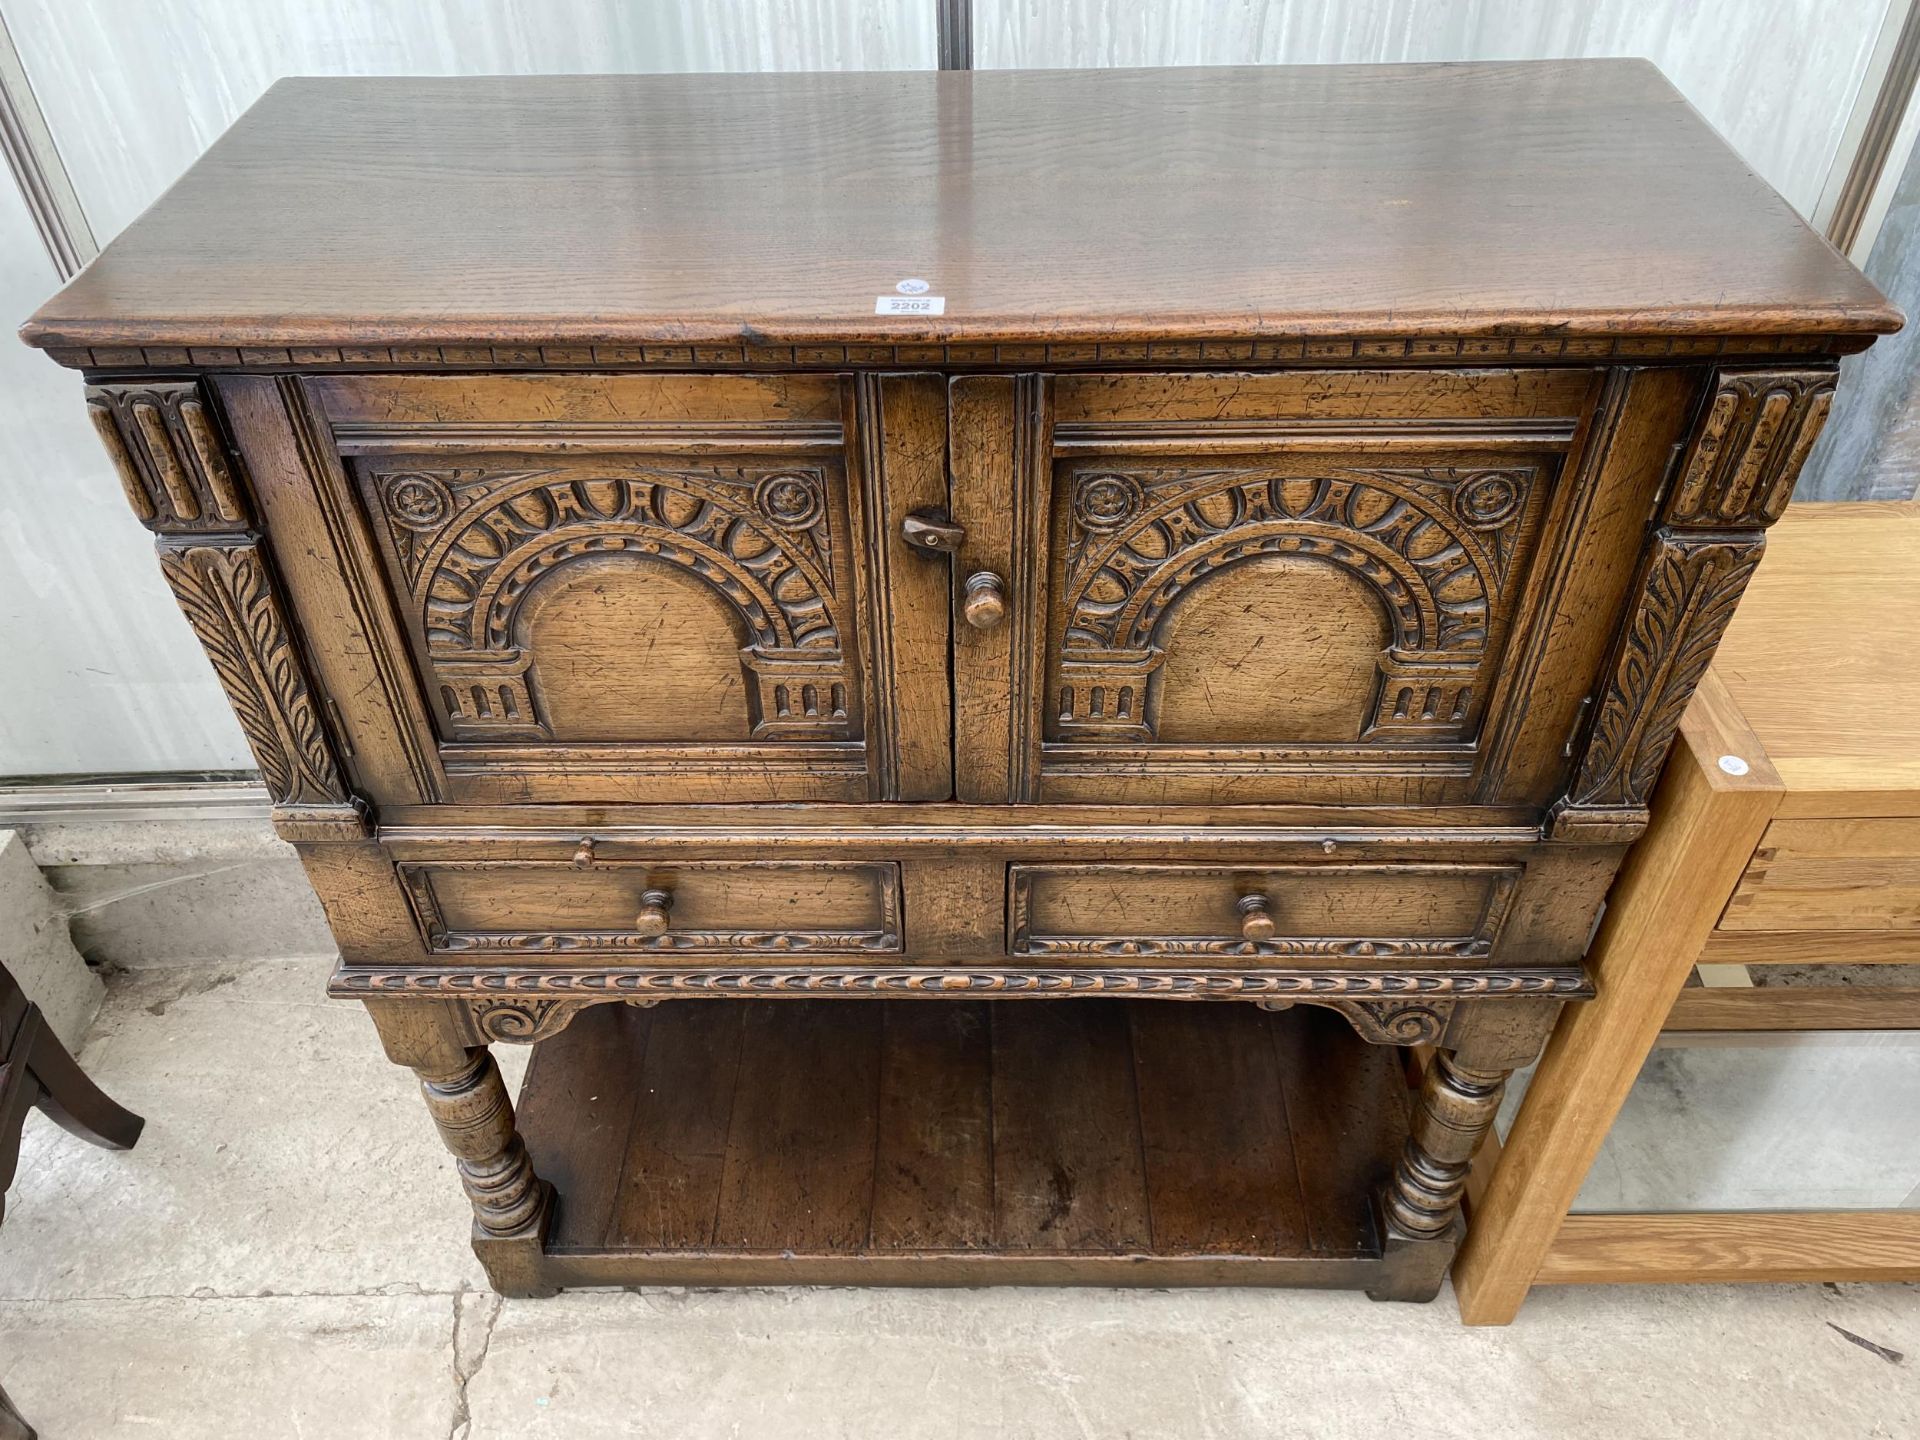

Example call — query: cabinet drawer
[1007,862,1521,963]
[1720,818,1920,933]
[398,858,903,957]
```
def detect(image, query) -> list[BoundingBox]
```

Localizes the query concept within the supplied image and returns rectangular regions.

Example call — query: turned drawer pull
[634,888,673,936]
[1237,893,1277,942]
[901,509,965,553]
[962,571,1007,630]
[572,838,596,869]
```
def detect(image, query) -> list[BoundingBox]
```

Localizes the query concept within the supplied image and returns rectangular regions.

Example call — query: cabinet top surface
[23,61,1898,354]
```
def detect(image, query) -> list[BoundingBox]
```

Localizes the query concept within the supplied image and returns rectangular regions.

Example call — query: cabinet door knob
[902,509,965,553]
[572,837,596,869]
[1237,893,1277,942]
[634,888,673,936]
[962,571,1007,629]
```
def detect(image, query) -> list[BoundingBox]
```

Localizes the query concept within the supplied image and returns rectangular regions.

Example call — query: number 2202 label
[874,295,946,315]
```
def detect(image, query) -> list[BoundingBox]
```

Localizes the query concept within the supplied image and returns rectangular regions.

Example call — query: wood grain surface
[1535,1212,1920,1285]
[1712,503,1920,810]
[23,64,1898,354]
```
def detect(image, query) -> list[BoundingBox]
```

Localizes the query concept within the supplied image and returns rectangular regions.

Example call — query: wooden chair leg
[20,1008,144,1151]
[0,1378,36,1440]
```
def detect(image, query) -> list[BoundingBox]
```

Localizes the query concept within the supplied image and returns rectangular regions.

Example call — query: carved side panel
[1556,366,1834,838]
[157,543,353,807]
[1049,463,1547,747]
[358,462,859,744]
[1563,531,1764,812]
[1665,368,1837,528]
[86,379,359,828]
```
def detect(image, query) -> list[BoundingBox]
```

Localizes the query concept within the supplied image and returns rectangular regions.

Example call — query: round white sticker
[1717,754,1750,776]
[896,278,931,295]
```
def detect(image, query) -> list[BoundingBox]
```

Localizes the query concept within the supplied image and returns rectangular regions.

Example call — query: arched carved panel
[516,558,756,740]
[1152,555,1392,743]
[357,462,858,744]
[1048,462,1545,746]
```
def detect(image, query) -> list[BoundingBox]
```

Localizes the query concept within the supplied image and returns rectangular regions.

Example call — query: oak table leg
[1450,678,1783,1325]
[364,1001,556,1298]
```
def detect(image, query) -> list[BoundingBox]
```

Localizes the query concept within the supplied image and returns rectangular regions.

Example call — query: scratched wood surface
[22,64,1897,354]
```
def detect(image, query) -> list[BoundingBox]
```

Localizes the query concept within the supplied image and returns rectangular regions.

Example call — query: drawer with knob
[394,855,904,958]
[1006,862,1523,964]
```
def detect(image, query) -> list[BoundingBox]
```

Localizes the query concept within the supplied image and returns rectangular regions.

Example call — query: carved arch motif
[1053,465,1539,742]
[365,465,853,742]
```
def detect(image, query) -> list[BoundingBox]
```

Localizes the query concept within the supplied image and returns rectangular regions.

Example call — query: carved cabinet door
[948,369,1643,807]
[222,372,952,805]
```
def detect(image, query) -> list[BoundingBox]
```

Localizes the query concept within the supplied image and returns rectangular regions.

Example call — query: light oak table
[1454,502,1920,1323]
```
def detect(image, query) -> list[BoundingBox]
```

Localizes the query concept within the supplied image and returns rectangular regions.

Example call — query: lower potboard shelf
[514,997,1446,1295]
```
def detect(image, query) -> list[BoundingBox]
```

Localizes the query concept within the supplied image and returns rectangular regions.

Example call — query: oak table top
[1711,502,1920,812]
[22,61,1900,356]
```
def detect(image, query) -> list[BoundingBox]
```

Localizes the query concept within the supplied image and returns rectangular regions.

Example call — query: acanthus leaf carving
[470,997,594,1044]
[1335,998,1454,1047]
[1566,529,1765,810]
[157,541,352,808]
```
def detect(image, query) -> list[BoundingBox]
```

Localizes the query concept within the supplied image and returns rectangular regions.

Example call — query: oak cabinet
[26,64,1895,1303]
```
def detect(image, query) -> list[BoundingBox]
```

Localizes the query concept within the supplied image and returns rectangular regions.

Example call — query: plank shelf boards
[515,999,1431,1290]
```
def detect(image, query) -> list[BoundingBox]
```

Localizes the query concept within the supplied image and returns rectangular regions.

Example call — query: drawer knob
[902,509,965,553]
[962,571,1007,630]
[572,838,596,869]
[1237,893,1277,942]
[634,888,673,936]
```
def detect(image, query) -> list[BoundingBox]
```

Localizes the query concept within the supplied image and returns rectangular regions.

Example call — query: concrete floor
[3,959,1917,1439]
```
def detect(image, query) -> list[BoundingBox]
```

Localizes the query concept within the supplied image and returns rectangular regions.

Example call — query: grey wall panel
[1800,130,1920,501]
[974,0,1890,218]
[0,171,251,774]
[8,0,936,241]
[0,0,933,777]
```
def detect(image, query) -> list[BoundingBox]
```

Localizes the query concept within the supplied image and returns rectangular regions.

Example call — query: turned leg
[1385,1050,1509,1240]
[415,1047,549,1225]
[1362,999,1562,1303]
[365,1002,555,1297]
[1367,1049,1511,1302]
